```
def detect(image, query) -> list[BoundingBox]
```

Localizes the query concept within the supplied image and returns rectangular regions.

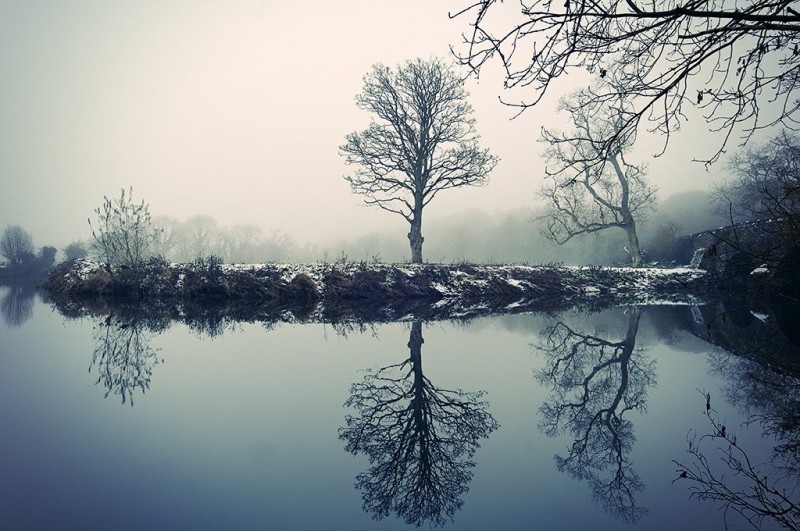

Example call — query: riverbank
[43,258,710,324]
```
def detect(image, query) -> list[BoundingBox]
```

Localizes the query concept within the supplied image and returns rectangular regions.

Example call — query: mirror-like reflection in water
[90,315,166,405]
[0,296,798,530]
[534,306,652,522]
[1,284,36,327]
[340,320,499,527]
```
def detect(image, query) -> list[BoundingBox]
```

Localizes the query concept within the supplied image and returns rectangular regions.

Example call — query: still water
[1,286,797,530]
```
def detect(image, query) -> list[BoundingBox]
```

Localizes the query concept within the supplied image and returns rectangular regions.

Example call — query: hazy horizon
[1,1,734,255]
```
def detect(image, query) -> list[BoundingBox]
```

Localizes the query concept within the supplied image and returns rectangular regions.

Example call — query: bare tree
[714,131,800,236]
[339,320,498,527]
[181,214,222,260]
[535,307,654,522]
[150,215,182,260]
[340,58,498,263]
[452,0,800,164]
[674,393,800,530]
[89,188,155,267]
[540,90,656,266]
[0,224,34,265]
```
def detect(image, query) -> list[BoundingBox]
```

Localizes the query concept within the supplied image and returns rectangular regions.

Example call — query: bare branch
[452,0,800,165]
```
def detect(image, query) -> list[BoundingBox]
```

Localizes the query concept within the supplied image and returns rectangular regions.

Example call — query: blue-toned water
[1,286,796,530]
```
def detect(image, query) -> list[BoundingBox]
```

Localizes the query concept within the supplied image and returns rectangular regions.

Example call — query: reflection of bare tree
[673,394,800,530]
[535,306,653,523]
[339,321,499,527]
[90,315,163,406]
[1,285,35,327]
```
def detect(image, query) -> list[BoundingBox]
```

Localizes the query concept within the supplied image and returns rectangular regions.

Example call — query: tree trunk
[408,204,424,264]
[409,320,425,428]
[625,219,643,267]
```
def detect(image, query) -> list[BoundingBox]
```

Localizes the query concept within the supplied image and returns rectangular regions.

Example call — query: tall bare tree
[0,224,34,265]
[339,321,498,527]
[452,0,800,164]
[540,90,656,266]
[340,58,498,263]
[536,307,654,523]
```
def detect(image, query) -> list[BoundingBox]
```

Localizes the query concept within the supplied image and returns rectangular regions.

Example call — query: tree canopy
[0,224,34,265]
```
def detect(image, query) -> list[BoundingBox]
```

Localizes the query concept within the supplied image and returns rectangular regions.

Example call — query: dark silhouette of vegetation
[89,187,155,267]
[0,225,57,281]
[453,0,800,164]
[63,241,89,260]
[340,57,497,263]
[673,393,800,530]
[0,224,34,265]
[1,284,35,327]
[713,130,800,280]
[535,306,653,522]
[339,320,498,527]
[540,90,656,266]
[714,131,800,231]
[90,314,167,406]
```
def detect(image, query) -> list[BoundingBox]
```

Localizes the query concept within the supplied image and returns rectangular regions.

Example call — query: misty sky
[0,1,728,250]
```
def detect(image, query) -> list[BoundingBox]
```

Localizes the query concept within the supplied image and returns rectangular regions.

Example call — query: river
[1,286,797,530]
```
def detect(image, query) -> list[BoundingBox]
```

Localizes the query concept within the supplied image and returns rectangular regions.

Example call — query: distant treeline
[59,189,722,267]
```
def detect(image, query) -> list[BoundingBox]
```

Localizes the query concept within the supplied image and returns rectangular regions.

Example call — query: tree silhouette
[452,0,800,164]
[339,320,499,527]
[90,314,165,405]
[0,225,34,265]
[540,90,656,266]
[340,58,498,263]
[535,306,654,522]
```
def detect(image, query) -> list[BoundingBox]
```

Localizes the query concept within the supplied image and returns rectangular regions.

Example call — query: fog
[1,1,732,258]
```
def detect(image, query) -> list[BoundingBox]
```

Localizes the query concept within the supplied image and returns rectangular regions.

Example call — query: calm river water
[1,286,797,530]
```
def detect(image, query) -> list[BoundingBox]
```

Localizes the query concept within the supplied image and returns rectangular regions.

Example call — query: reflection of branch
[536,307,652,522]
[339,321,498,527]
[673,394,800,530]
[1,285,35,327]
[90,315,161,405]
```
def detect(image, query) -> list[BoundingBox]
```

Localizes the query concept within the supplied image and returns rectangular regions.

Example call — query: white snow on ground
[55,260,709,314]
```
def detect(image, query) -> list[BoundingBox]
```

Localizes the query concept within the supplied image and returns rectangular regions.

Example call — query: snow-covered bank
[43,259,710,324]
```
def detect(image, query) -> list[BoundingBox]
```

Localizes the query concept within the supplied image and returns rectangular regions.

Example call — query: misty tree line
[79,191,321,266]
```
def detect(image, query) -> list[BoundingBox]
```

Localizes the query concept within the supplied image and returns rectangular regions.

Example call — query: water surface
[1,287,796,530]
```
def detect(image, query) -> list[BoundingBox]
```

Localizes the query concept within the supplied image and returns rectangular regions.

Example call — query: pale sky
[0,0,727,250]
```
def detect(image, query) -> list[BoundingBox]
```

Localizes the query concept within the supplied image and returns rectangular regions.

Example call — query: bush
[89,187,156,267]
